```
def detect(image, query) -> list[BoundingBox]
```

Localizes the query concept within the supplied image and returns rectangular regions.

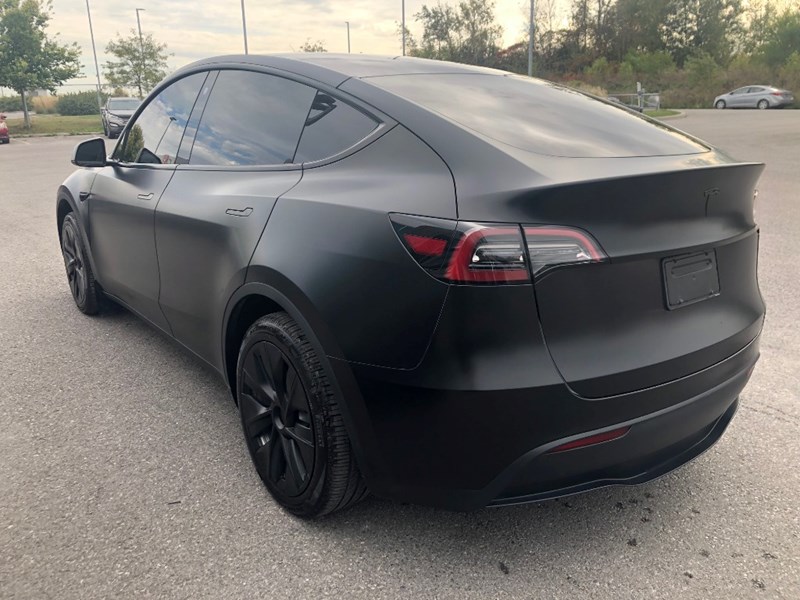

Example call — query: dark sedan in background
[101,97,141,138]
[714,85,794,109]
[59,55,764,517]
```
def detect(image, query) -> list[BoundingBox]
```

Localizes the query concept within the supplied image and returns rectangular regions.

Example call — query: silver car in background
[714,85,794,109]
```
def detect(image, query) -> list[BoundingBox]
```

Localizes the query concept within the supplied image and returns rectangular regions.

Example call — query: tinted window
[747,87,764,93]
[294,91,378,163]
[107,98,141,111]
[370,74,708,158]
[189,70,316,166]
[176,72,216,164]
[117,73,206,164]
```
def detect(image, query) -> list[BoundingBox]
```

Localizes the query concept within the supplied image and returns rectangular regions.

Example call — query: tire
[757,99,769,110]
[61,213,101,315]
[236,312,368,517]
[715,100,726,109]
[102,121,108,137]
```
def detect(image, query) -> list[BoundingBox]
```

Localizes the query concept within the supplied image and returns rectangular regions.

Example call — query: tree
[761,10,800,68]
[413,0,502,66]
[299,39,327,52]
[104,29,169,98]
[659,0,742,67]
[0,0,81,129]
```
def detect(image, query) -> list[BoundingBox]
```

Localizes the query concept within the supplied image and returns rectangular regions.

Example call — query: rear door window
[293,91,378,163]
[189,70,316,166]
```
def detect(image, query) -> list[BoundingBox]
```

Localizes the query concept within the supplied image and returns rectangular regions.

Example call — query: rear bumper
[341,334,758,511]
[490,366,744,506]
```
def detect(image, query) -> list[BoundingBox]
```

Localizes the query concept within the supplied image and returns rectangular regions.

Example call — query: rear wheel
[715,100,726,109]
[237,312,367,517]
[61,213,101,315]
[757,99,769,110]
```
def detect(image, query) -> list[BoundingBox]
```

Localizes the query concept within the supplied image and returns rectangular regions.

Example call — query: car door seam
[243,167,306,283]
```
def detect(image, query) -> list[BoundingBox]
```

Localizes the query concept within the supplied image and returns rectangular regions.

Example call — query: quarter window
[116,72,206,165]
[189,70,316,166]
[294,91,379,163]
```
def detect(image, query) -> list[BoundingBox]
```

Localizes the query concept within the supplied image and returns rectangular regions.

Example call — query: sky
[39,0,567,92]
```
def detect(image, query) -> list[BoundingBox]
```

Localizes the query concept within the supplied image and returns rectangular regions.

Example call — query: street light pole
[241,0,249,54]
[135,8,146,98]
[346,21,351,53]
[527,0,535,77]
[401,0,406,56]
[85,0,103,111]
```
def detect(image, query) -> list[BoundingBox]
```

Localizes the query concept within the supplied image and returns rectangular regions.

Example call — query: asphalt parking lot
[1,109,798,599]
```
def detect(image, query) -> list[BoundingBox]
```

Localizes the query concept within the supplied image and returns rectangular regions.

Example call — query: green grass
[644,109,681,118]
[6,114,102,136]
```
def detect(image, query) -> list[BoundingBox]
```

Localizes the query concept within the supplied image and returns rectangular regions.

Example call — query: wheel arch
[221,277,384,483]
[221,276,347,400]
[56,186,102,281]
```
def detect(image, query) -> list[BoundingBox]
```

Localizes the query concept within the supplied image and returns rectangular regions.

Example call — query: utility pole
[85,0,103,111]
[527,0,535,77]
[135,8,146,98]
[241,0,249,54]
[346,21,351,53]
[402,0,406,56]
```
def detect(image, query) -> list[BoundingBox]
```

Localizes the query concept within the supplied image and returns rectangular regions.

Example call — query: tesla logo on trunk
[704,187,720,216]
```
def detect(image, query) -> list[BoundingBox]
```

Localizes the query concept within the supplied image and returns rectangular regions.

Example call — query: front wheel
[757,99,769,110]
[237,312,368,517]
[715,100,726,109]
[61,213,101,315]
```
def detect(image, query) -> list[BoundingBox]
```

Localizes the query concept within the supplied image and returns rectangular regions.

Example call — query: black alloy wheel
[239,340,316,497]
[237,312,368,517]
[61,213,100,314]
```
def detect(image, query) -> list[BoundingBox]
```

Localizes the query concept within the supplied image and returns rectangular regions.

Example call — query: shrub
[30,95,58,114]
[56,91,105,115]
[779,51,800,93]
[0,95,24,112]
[565,80,608,97]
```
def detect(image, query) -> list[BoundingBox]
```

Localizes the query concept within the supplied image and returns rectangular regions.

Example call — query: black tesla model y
[58,55,765,517]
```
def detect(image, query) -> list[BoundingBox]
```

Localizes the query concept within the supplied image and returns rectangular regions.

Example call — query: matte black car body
[58,55,764,512]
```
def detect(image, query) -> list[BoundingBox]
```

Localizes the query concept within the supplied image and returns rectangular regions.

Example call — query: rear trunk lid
[524,162,764,397]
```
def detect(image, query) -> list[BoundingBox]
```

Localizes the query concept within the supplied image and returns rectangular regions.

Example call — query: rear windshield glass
[108,99,141,110]
[368,74,708,158]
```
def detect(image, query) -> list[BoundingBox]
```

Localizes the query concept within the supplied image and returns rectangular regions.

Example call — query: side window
[116,72,206,165]
[176,72,216,164]
[294,91,379,163]
[189,70,317,166]
[747,87,763,94]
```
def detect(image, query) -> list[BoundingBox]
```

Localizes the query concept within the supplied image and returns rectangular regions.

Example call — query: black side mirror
[72,137,107,167]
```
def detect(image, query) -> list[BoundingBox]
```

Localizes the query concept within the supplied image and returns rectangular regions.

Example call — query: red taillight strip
[444,226,529,283]
[403,233,447,257]
[546,426,631,454]
[523,226,605,260]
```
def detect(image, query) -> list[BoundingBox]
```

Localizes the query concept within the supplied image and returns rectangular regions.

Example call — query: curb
[11,132,102,138]
[655,111,686,120]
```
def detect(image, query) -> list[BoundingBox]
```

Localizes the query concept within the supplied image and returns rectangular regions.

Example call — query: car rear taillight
[391,214,607,284]
[523,226,606,277]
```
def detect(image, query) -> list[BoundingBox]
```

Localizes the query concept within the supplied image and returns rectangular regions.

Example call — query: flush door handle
[225,207,253,217]
[137,192,154,201]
